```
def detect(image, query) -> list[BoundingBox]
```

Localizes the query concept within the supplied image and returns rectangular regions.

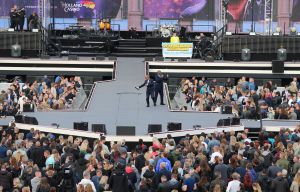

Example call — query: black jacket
[139,79,155,93]
[135,154,145,173]
[0,170,13,190]
[109,170,128,192]
[271,176,289,192]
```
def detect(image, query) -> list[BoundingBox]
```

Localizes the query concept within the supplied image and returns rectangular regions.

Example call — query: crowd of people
[0,123,300,192]
[179,76,300,120]
[0,75,82,115]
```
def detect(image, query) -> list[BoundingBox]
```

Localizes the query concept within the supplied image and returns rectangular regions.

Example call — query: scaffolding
[264,0,273,34]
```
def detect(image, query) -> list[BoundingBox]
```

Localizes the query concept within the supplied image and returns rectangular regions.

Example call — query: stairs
[114,39,159,57]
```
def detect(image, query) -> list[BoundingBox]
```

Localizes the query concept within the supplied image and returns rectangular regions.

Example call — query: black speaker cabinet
[74,122,88,131]
[231,117,241,125]
[68,55,78,60]
[96,56,105,61]
[116,126,135,136]
[217,118,231,127]
[24,116,38,125]
[148,124,162,133]
[41,54,50,59]
[272,60,284,73]
[92,124,107,134]
[14,115,24,123]
[221,105,232,114]
[167,122,182,131]
[23,103,35,112]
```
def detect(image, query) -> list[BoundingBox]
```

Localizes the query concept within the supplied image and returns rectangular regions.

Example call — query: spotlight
[273,27,281,36]
[290,27,297,35]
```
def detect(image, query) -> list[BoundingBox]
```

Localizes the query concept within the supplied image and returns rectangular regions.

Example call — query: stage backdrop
[0,0,123,19]
[144,0,215,20]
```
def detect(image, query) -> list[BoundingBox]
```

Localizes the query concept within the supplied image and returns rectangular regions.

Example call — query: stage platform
[0,32,41,57]
[222,35,300,61]
[147,60,300,79]
[0,57,116,77]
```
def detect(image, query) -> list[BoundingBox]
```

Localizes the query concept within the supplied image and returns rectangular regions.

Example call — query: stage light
[273,27,281,36]
[290,27,297,35]
[32,29,39,33]
[277,46,287,61]
[241,48,251,61]
[8,28,14,32]
[249,32,256,36]
[225,32,232,36]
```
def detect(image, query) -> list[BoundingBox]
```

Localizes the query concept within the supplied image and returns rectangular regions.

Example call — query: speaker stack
[148,124,162,133]
[272,60,284,73]
[167,122,182,131]
[74,122,88,131]
[92,124,107,134]
[116,126,135,136]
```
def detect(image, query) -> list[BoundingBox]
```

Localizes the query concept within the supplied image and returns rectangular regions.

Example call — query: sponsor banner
[162,43,193,58]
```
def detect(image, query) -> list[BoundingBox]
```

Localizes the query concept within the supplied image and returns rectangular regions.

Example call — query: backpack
[243,171,252,188]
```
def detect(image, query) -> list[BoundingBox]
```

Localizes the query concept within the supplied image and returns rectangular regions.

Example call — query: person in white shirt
[209,146,223,164]
[78,170,96,192]
[226,172,241,192]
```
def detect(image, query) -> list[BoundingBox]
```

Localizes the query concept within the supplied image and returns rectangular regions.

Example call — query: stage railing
[145,24,217,35]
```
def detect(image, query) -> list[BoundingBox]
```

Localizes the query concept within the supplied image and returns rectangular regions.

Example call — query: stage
[0,32,41,57]
[222,35,300,61]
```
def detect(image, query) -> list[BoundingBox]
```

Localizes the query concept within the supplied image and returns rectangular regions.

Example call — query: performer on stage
[135,75,156,107]
[154,70,168,105]
[10,5,19,31]
[19,8,25,31]
[28,12,38,30]
[170,32,180,43]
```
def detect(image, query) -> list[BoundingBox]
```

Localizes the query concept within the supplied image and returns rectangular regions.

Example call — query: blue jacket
[156,157,172,172]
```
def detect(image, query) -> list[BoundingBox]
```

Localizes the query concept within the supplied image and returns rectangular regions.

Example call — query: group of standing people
[10,5,38,31]
[136,70,168,107]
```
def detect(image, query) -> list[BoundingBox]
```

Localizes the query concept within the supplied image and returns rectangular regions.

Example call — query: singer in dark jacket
[136,75,156,107]
[154,70,168,105]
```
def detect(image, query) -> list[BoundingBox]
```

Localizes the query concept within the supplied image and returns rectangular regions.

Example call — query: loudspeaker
[221,105,232,114]
[167,122,181,131]
[92,124,107,134]
[144,57,153,62]
[217,118,230,127]
[205,56,214,62]
[178,58,187,62]
[74,122,88,131]
[68,55,78,60]
[108,56,117,60]
[155,56,164,61]
[231,117,240,125]
[41,54,50,59]
[116,126,135,136]
[148,124,162,133]
[23,103,35,112]
[14,115,24,123]
[96,56,105,60]
[272,60,284,73]
[24,116,38,125]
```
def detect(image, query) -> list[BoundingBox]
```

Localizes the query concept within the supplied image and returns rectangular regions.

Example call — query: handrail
[145,24,217,35]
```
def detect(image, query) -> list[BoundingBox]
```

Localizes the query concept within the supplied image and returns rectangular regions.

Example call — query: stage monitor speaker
[41,54,50,60]
[231,117,240,125]
[96,56,105,60]
[178,58,187,62]
[167,122,182,131]
[74,122,88,131]
[116,126,135,136]
[148,124,162,133]
[217,118,230,127]
[145,57,153,62]
[68,55,78,60]
[272,60,284,73]
[221,105,232,114]
[24,116,38,125]
[108,56,117,61]
[205,56,214,62]
[155,56,164,61]
[14,115,24,123]
[92,124,107,134]
[23,103,35,112]
[11,44,21,57]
